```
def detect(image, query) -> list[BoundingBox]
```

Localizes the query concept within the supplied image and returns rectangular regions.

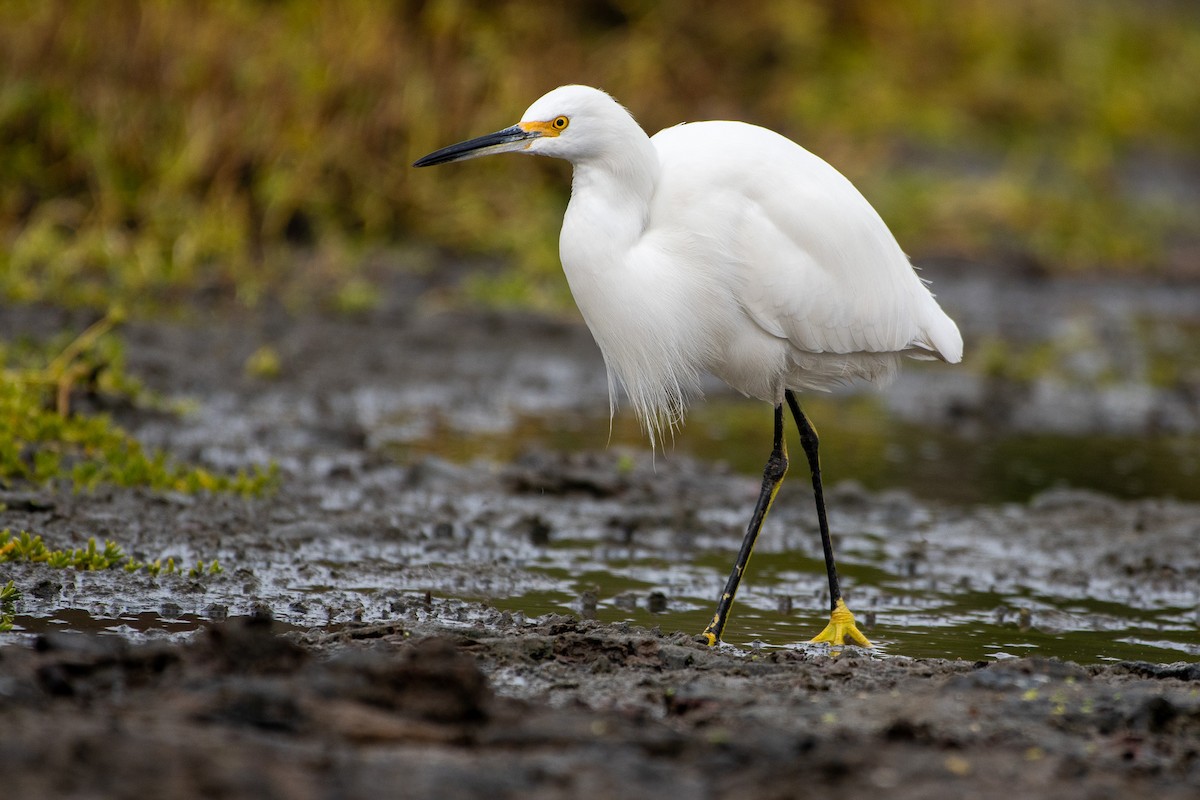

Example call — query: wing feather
[650,121,962,366]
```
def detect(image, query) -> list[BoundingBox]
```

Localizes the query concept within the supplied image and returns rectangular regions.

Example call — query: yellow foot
[809,598,872,647]
[701,614,721,647]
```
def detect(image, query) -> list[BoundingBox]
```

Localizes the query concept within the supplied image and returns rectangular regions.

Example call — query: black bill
[413,125,539,167]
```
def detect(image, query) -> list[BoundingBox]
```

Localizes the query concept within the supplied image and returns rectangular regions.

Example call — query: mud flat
[2,269,1200,797]
[2,614,1199,798]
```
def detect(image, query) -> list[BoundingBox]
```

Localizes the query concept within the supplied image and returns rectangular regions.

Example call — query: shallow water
[14,524,1193,664]
[4,275,1199,665]
[6,386,1198,664]
[8,449,1195,666]
[388,394,1200,505]
[484,547,1200,664]
[378,281,1200,663]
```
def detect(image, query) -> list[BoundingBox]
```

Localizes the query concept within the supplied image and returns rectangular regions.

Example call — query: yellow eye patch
[520,116,570,137]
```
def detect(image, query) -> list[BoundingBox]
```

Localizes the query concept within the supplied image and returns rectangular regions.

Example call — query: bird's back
[647,121,961,397]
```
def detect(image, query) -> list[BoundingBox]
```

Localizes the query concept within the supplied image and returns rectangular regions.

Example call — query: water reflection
[482,546,1200,664]
[384,394,1200,504]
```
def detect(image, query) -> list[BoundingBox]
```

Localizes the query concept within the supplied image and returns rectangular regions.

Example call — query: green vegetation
[0,529,221,577]
[1,312,277,494]
[0,1,1196,500]
[0,529,223,630]
[0,1,1197,316]
[0,579,16,631]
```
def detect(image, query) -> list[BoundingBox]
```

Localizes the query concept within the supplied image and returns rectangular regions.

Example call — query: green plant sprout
[0,529,221,579]
[0,313,278,495]
[4,310,124,415]
[0,580,17,632]
[188,559,223,578]
[0,530,227,632]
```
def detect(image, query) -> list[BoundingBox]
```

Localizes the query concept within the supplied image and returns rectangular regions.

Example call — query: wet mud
[3,266,1200,797]
[4,615,1200,798]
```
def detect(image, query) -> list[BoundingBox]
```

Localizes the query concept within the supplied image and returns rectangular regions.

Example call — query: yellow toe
[809,598,872,647]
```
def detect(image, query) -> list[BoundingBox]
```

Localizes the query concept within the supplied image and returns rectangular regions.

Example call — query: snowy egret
[414,85,962,647]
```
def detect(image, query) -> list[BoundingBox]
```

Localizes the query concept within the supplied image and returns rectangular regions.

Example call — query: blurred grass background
[2,0,1199,316]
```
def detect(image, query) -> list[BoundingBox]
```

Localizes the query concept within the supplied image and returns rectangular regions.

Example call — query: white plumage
[508,85,962,441]
[415,84,962,646]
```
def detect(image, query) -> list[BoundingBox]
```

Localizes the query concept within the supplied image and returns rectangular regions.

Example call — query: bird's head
[413,85,640,168]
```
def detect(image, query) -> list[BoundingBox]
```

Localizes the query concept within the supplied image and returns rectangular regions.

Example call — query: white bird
[415,85,962,647]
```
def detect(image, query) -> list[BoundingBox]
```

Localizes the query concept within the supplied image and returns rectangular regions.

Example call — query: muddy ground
[2,265,1200,798]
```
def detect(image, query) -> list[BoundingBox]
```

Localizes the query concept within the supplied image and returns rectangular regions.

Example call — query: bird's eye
[552,116,569,131]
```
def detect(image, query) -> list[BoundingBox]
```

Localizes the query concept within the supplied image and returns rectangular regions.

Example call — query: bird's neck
[562,139,659,262]
[558,138,708,444]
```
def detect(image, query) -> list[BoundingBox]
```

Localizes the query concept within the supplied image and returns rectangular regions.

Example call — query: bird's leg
[785,391,872,647]
[702,404,788,646]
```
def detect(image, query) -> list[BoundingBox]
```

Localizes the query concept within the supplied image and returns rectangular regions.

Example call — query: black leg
[702,403,788,645]
[785,390,871,647]
[785,390,842,611]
